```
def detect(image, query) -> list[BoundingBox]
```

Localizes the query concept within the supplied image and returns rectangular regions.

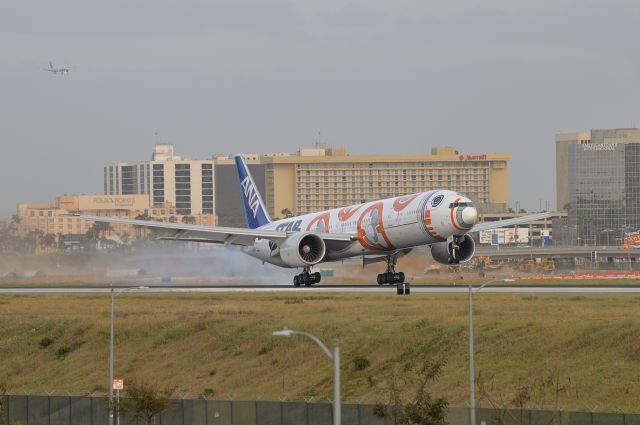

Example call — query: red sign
[624,232,640,247]
[458,154,487,161]
[112,379,124,390]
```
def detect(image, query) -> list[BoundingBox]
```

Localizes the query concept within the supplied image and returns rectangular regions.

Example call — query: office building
[261,146,511,218]
[556,128,640,245]
[214,154,266,227]
[105,145,215,217]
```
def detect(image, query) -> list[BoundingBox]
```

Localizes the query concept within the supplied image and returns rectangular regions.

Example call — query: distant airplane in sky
[43,61,70,75]
[77,156,549,287]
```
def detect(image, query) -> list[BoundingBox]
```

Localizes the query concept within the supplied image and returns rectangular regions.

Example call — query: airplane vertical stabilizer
[234,155,271,229]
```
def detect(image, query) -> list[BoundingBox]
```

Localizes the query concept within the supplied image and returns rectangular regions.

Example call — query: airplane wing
[74,214,356,248]
[470,212,551,233]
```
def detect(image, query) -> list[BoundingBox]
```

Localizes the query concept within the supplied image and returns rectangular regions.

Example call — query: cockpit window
[448,202,474,208]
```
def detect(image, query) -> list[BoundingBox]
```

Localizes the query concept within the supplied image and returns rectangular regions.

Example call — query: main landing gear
[376,255,405,285]
[293,267,321,287]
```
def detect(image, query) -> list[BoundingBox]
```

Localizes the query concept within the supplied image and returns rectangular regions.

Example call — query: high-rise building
[555,128,640,245]
[555,131,591,211]
[104,145,215,217]
[213,154,266,227]
[261,146,511,218]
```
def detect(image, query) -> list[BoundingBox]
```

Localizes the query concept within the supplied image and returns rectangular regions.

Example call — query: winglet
[234,155,271,229]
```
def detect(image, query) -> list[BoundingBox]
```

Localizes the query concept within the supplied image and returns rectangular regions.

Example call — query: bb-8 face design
[357,202,394,251]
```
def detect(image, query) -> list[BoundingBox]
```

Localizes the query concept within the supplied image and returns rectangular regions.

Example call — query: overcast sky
[1,0,639,217]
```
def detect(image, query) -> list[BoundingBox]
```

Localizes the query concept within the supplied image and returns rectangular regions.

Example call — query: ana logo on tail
[241,176,261,219]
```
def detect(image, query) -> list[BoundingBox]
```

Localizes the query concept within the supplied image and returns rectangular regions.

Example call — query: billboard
[624,231,640,247]
[479,228,530,245]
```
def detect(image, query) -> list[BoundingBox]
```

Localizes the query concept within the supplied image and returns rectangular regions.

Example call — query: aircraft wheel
[314,272,321,284]
[303,273,311,287]
[398,272,405,284]
[377,274,383,285]
[293,275,300,287]
[386,272,394,285]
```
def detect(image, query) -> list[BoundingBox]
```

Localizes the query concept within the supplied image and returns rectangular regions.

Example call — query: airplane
[75,155,550,287]
[43,61,70,75]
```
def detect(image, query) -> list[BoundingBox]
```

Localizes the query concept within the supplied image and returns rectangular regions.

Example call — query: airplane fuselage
[244,189,478,267]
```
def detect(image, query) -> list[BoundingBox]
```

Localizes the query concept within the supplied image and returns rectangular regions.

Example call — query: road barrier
[1,395,637,425]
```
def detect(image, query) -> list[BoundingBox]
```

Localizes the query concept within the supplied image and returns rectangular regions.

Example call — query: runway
[3,284,640,294]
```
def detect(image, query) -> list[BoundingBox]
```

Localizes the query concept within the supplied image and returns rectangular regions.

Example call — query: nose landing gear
[293,268,321,287]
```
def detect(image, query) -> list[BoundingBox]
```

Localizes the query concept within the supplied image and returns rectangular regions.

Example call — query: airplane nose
[461,206,478,226]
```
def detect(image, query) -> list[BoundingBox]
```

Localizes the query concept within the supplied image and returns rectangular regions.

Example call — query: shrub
[208,368,217,377]
[56,344,72,358]
[352,355,370,371]
[258,346,270,355]
[39,337,53,349]
[200,388,215,398]
[374,358,448,425]
[121,380,174,425]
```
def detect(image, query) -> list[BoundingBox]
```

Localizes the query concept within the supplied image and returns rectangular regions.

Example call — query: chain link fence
[2,395,639,425]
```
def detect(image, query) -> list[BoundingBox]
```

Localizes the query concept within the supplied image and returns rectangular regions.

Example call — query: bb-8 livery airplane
[77,155,549,287]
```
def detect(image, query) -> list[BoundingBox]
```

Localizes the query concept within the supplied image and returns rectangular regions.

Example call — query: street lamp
[109,286,148,425]
[273,328,340,425]
[468,279,514,425]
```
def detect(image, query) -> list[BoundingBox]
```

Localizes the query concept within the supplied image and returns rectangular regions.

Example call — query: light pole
[273,328,340,425]
[468,279,514,425]
[109,286,147,425]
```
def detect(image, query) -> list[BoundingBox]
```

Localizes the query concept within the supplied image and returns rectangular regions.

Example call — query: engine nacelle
[430,234,476,265]
[279,232,327,267]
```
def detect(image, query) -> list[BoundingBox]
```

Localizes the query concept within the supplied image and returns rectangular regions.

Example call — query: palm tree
[42,233,57,250]
[181,215,196,225]
[281,208,294,218]
[86,222,112,241]
[135,213,151,221]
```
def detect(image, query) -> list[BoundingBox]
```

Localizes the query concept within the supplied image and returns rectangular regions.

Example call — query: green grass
[1,292,640,412]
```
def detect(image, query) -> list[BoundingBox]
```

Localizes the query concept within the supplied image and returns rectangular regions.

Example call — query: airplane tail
[49,61,53,69]
[234,154,271,229]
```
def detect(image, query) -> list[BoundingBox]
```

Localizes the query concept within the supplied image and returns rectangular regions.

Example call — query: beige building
[17,194,214,240]
[261,146,511,218]
[105,145,215,217]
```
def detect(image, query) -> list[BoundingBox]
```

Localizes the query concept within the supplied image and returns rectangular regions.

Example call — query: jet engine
[279,232,327,267]
[430,234,476,265]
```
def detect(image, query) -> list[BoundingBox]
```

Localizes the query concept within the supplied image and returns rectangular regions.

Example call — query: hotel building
[104,145,215,217]
[261,146,511,218]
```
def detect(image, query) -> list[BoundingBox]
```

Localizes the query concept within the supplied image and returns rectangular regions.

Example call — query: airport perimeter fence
[3,395,640,425]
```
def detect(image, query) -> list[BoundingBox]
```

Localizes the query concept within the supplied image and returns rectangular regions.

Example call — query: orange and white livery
[77,155,549,287]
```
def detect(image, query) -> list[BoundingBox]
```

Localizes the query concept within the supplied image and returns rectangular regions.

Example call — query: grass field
[1,291,640,413]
